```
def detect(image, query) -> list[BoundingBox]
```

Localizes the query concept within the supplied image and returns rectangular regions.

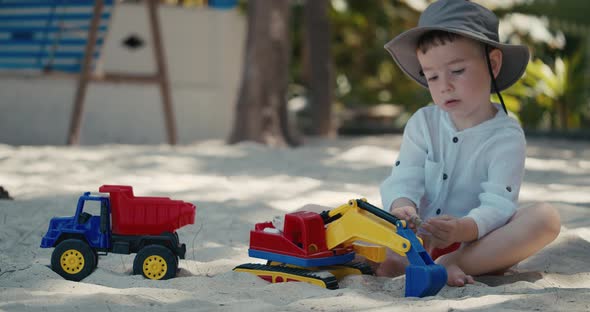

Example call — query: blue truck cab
[40,192,111,250]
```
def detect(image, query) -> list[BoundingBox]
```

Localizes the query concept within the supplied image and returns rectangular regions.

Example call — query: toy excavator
[234,199,447,297]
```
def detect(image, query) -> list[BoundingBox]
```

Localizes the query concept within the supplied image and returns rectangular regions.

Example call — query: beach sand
[0,135,589,311]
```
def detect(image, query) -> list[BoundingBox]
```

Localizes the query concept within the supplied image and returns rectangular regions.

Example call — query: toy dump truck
[41,185,196,281]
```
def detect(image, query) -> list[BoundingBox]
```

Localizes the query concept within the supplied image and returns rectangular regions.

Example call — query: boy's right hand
[390,206,419,229]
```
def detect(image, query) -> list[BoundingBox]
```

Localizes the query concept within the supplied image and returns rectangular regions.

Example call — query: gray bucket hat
[384,0,530,92]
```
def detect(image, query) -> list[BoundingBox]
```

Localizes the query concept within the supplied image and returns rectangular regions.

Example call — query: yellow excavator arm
[323,199,415,262]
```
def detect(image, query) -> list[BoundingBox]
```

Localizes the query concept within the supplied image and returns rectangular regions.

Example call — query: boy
[379,0,561,286]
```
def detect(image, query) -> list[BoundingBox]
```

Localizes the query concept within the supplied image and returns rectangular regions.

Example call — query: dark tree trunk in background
[557,101,568,130]
[304,0,335,137]
[228,0,302,146]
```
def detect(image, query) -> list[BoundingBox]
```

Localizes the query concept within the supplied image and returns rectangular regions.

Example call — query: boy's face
[417,37,496,124]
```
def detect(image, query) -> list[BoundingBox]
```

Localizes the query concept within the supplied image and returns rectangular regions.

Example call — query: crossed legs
[434,202,561,286]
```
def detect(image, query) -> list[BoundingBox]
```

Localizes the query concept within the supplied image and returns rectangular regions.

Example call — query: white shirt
[380,104,526,239]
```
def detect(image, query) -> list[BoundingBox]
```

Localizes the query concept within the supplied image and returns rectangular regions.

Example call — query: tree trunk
[228,0,302,146]
[304,0,335,137]
[557,101,568,130]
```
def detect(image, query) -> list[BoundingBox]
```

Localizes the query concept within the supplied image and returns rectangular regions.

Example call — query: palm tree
[228,0,302,146]
[304,0,335,137]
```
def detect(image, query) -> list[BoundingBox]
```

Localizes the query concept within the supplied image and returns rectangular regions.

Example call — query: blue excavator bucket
[398,226,447,297]
[405,262,448,297]
[353,199,447,297]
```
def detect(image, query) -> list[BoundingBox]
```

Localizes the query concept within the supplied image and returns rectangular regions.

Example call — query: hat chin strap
[485,45,508,114]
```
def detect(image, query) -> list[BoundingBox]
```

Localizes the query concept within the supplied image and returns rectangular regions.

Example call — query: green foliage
[497,0,590,35]
[497,0,590,130]
[288,0,589,132]
[496,50,589,130]
[289,0,430,114]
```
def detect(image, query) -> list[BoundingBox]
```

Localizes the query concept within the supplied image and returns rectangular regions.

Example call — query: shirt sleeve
[466,129,526,239]
[380,110,428,211]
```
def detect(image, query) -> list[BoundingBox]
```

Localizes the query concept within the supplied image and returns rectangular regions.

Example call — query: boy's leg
[373,249,409,277]
[436,202,561,286]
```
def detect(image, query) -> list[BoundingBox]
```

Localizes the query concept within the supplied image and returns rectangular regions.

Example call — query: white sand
[0,135,589,311]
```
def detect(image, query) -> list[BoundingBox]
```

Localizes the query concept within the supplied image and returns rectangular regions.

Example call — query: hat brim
[384,26,530,92]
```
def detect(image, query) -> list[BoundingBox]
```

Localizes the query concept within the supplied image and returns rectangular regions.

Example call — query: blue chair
[0,0,177,145]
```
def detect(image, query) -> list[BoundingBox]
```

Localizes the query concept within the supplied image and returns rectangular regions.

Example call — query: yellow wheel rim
[143,255,167,280]
[60,249,84,274]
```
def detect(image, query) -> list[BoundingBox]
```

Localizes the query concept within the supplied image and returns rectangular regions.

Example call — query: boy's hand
[421,215,461,248]
[390,206,419,230]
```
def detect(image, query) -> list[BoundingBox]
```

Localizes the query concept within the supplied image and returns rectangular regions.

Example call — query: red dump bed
[99,185,196,236]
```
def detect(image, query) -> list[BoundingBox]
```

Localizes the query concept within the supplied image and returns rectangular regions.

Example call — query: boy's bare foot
[445,263,475,286]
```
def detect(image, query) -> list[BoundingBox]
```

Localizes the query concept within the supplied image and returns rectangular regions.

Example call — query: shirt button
[395,160,400,166]
[442,173,448,180]
[436,209,441,215]
[452,137,459,143]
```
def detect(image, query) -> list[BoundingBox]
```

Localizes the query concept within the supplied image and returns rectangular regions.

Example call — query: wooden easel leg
[67,0,104,145]
[147,0,177,145]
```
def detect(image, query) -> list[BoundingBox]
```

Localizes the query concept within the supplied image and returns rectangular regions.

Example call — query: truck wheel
[133,245,177,280]
[93,249,99,268]
[174,256,180,274]
[51,239,96,281]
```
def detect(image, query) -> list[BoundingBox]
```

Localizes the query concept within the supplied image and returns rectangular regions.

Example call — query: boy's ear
[489,48,503,79]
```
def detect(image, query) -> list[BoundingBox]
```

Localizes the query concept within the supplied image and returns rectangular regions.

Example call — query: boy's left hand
[421,215,461,248]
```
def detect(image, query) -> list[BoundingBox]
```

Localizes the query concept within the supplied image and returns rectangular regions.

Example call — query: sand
[0,135,589,311]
